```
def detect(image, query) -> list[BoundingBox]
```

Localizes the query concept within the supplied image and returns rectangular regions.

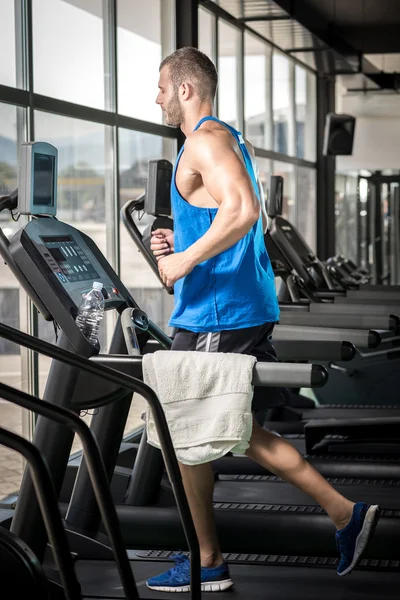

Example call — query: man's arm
[183,130,261,268]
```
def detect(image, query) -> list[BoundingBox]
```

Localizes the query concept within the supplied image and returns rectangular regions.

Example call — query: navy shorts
[171,322,286,411]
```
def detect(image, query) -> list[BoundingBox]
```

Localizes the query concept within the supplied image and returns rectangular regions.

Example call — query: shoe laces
[169,554,191,583]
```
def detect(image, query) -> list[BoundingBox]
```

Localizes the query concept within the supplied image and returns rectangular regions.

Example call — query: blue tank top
[169,116,279,332]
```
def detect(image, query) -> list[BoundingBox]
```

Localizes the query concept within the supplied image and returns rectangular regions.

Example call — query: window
[218,20,240,130]
[33,0,107,109]
[0,102,26,499]
[119,128,176,435]
[254,156,272,200]
[335,173,359,264]
[244,33,272,149]
[198,6,216,62]
[295,66,316,161]
[297,167,316,251]
[272,161,295,223]
[117,0,175,123]
[295,66,306,159]
[34,112,114,404]
[273,52,290,155]
[0,1,18,87]
[119,129,176,329]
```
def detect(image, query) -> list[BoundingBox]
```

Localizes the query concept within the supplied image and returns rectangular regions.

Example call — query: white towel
[142,350,256,465]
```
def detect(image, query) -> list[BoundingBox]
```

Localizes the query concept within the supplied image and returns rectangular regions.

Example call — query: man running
[146,46,380,593]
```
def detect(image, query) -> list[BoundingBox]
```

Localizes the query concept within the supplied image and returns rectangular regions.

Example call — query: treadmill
[267,178,400,308]
[3,143,400,598]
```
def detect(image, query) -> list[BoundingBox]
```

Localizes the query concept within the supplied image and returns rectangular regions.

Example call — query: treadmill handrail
[90,354,328,388]
[0,381,139,599]
[0,321,201,600]
[121,196,173,294]
[275,324,381,349]
[0,426,81,600]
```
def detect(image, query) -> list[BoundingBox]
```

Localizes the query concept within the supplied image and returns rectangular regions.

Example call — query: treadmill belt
[213,478,400,507]
[76,558,400,599]
[301,407,400,420]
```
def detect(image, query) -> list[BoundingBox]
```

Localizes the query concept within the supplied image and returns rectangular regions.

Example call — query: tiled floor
[0,356,146,500]
[0,402,24,498]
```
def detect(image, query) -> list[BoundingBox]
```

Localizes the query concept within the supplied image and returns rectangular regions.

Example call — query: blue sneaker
[146,554,234,592]
[336,502,380,576]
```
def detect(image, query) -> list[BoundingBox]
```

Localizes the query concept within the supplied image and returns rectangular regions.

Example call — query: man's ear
[180,82,192,101]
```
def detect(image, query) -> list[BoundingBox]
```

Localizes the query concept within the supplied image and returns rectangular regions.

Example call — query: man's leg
[245,418,380,577]
[179,462,224,568]
[246,418,354,528]
[169,330,224,569]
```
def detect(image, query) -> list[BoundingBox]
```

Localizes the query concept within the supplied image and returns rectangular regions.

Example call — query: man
[146,46,379,593]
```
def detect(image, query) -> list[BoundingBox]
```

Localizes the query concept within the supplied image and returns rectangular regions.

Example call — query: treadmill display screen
[40,235,100,284]
[33,153,55,207]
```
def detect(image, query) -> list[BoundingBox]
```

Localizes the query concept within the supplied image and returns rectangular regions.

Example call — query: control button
[102,287,109,299]
[56,272,67,283]
[112,287,119,296]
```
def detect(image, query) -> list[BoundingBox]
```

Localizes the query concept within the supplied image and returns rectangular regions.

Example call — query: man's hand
[158,252,194,287]
[150,228,174,260]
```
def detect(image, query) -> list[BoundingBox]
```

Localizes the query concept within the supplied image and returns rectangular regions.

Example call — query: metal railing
[0,321,201,600]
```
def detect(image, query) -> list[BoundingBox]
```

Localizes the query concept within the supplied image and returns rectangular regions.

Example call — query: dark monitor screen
[145,160,172,216]
[33,153,55,207]
[48,247,66,263]
[156,165,172,214]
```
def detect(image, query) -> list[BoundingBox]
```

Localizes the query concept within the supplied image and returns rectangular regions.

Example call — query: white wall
[336,82,400,172]
[336,116,400,171]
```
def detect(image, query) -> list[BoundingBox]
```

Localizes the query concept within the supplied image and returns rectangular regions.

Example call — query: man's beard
[165,92,183,127]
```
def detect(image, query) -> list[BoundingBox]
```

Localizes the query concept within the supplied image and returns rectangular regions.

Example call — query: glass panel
[296,67,316,161]
[119,128,176,436]
[0,1,17,87]
[297,167,316,251]
[34,111,114,452]
[272,161,295,223]
[255,156,272,199]
[295,66,306,159]
[33,0,106,109]
[198,6,215,62]
[0,102,25,499]
[244,33,271,150]
[388,182,400,285]
[117,0,174,123]
[335,173,359,264]
[273,52,290,155]
[218,20,239,129]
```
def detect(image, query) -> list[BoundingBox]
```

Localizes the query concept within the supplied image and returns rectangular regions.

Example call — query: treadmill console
[9,216,133,355]
[276,216,313,259]
[40,235,100,285]
[15,219,126,314]
[38,232,124,309]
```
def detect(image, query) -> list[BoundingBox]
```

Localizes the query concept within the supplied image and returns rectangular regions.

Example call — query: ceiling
[211,0,400,90]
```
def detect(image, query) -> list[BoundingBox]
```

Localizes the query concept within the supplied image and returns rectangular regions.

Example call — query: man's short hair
[160,47,218,102]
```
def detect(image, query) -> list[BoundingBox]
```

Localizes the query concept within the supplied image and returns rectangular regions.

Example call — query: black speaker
[322,113,356,156]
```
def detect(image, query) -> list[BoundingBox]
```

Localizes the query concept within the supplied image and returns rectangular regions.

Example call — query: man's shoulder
[185,125,233,156]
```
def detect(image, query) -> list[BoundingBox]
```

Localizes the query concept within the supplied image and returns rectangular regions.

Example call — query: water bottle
[75,281,105,345]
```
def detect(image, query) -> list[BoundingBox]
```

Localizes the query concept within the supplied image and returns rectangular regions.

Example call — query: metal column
[316,75,335,260]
